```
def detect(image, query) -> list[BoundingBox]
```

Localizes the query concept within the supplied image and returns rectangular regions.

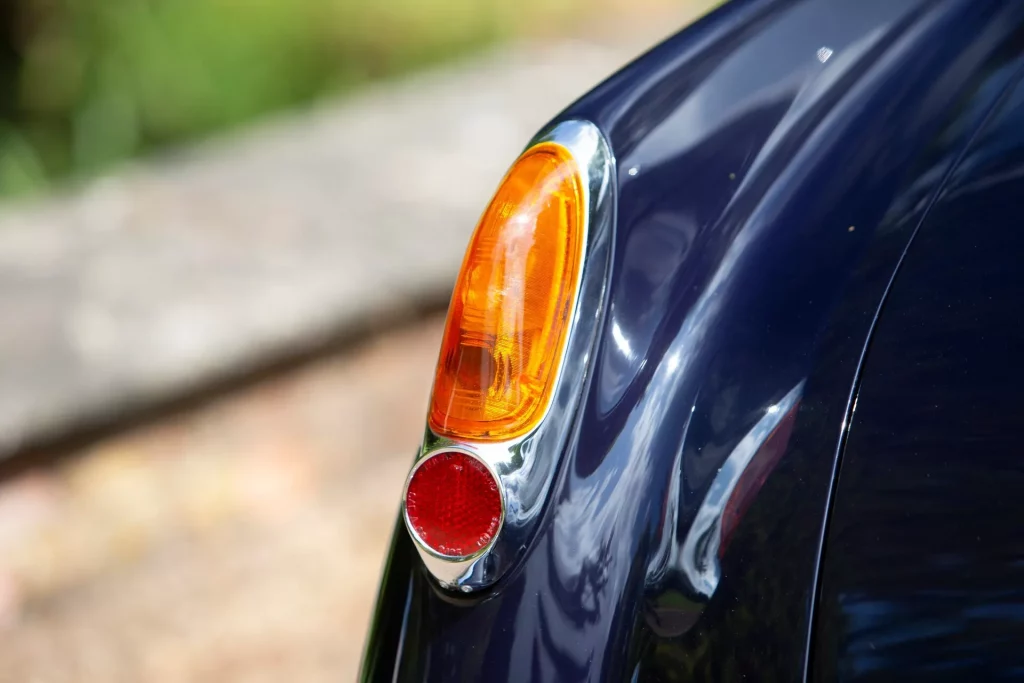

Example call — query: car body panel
[813,76,1024,681]
[362,0,1024,680]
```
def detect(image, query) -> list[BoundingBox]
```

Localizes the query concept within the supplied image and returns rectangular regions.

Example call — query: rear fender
[362,0,1024,679]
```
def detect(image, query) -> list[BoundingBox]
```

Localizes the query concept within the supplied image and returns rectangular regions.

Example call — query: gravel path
[0,319,443,682]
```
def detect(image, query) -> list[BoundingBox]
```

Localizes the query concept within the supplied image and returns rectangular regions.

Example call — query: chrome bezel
[401,119,616,592]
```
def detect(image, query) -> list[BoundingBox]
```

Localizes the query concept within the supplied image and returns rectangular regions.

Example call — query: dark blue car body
[362,0,1024,679]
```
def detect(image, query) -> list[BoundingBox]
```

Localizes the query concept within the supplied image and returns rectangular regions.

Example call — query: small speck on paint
[848,225,855,232]
[728,172,736,180]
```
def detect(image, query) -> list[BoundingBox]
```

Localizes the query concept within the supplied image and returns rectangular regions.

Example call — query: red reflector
[405,452,502,558]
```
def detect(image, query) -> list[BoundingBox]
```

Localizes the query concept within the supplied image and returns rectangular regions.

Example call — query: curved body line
[801,57,1024,682]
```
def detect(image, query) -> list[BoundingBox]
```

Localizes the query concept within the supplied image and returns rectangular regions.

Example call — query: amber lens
[429,143,584,440]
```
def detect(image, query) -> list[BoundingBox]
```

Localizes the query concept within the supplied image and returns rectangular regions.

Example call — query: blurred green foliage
[0,0,579,197]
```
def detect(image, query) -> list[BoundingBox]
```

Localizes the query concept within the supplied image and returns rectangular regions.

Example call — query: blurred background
[0,0,708,680]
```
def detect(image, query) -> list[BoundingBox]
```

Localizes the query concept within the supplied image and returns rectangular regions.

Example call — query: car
[360,0,1024,679]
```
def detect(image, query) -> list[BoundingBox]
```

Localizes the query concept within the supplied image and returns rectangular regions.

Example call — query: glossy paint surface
[813,77,1024,681]
[362,0,1024,680]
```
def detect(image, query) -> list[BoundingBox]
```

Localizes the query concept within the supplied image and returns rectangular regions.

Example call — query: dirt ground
[0,318,444,682]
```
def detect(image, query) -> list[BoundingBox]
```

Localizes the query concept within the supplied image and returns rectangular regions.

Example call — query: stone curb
[0,18,693,458]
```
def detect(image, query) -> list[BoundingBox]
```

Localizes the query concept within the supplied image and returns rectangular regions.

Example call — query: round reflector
[405,451,503,558]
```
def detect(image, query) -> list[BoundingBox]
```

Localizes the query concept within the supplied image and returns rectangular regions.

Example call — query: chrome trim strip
[403,119,616,591]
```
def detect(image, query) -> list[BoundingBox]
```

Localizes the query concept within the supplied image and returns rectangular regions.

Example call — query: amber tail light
[401,120,613,589]
[429,142,585,442]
